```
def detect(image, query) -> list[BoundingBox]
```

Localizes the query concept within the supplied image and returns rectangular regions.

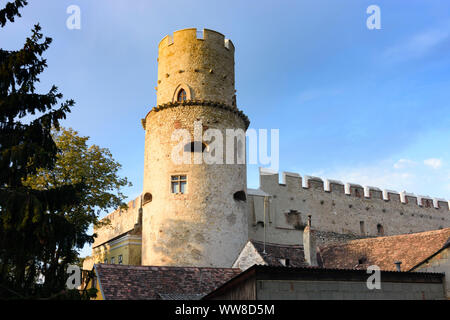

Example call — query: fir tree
[0,1,86,298]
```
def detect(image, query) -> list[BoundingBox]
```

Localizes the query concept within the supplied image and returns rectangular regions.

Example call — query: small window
[118,255,123,265]
[143,192,152,204]
[184,141,207,153]
[177,89,187,102]
[377,224,384,236]
[171,175,187,194]
[233,190,247,202]
[360,221,365,235]
[110,257,115,264]
[104,258,108,264]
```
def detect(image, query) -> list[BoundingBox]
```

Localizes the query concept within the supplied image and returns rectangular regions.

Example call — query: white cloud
[424,158,442,169]
[393,158,416,169]
[383,25,450,62]
[312,158,449,200]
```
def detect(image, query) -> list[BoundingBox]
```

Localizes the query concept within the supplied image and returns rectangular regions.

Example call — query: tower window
[177,89,187,102]
[184,141,207,153]
[171,175,187,194]
[110,257,115,264]
[377,223,384,236]
[118,255,123,265]
[143,192,152,204]
[233,190,247,202]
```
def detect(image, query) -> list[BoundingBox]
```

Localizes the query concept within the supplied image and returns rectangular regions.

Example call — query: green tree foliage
[24,127,131,233]
[0,1,127,299]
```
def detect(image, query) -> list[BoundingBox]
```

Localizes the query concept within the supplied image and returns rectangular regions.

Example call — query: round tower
[141,28,250,267]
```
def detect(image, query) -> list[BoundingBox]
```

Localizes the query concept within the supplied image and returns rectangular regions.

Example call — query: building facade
[84,28,450,272]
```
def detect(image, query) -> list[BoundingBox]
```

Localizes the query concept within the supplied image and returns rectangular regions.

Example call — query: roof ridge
[250,239,303,248]
[94,263,240,271]
[321,228,450,248]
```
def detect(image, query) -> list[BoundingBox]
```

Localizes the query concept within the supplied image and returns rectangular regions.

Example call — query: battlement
[93,195,142,248]
[158,28,234,52]
[257,168,450,211]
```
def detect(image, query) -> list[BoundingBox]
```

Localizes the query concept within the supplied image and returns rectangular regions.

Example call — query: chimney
[394,261,402,272]
[303,215,318,267]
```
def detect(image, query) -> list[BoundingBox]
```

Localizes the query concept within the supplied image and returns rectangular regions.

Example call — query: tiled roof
[157,293,204,300]
[250,240,309,267]
[319,228,450,271]
[94,264,242,300]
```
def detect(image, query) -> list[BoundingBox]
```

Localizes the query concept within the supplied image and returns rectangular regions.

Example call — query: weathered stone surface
[142,28,248,267]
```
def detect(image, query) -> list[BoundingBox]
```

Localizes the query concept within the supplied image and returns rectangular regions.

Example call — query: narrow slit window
[177,89,187,102]
[171,175,187,194]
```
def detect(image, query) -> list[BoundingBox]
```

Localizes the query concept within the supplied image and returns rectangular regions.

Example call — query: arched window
[143,193,152,205]
[177,89,187,102]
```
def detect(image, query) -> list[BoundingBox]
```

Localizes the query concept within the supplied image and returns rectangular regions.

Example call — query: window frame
[177,89,187,102]
[171,175,187,194]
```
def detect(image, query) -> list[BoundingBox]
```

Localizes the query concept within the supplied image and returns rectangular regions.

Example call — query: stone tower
[141,28,250,267]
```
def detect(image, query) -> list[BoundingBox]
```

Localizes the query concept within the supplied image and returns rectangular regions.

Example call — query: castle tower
[141,28,250,267]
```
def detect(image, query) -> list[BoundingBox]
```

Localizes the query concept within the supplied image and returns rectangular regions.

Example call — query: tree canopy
[0,1,129,299]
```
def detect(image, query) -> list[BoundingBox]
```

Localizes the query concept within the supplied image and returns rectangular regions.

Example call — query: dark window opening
[184,141,207,153]
[360,221,365,235]
[377,223,384,236]
[233,190,247,202]
[358,257,367,264]
[177,89,187,102]
[143,192,152,204]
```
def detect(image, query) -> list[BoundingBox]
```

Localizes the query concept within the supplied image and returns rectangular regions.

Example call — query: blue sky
[1,1,449,256]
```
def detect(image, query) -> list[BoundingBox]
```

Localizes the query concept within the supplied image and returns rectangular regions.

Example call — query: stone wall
[248,169,450,245]
[92,196,141,248]
[141,28,248,268]
[156,28,235,106]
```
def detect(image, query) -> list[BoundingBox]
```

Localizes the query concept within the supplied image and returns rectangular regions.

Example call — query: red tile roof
[94,264,242,300]
[319,228,450,271]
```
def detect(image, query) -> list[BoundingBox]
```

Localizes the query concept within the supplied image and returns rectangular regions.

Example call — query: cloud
[393,159,416,169]
[311,158,449,199]
[383,25,450,62]
[424,158,442,169]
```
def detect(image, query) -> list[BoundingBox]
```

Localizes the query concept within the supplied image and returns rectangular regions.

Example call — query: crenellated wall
[156,28,235,106]
[92,196,142,248]
[248,168,450,245]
